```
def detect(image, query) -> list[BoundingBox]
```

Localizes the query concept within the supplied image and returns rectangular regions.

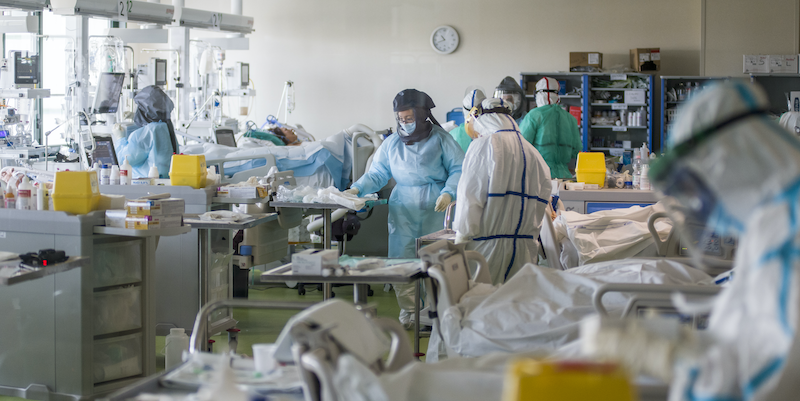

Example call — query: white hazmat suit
[454,98,551,284]
[589,81,800,400]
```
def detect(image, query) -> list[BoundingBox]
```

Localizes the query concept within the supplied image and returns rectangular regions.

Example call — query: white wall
[702,0,799,76]
[184,0,701,138]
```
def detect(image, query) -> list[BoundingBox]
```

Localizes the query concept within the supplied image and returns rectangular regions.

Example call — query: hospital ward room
[4,0,800,400]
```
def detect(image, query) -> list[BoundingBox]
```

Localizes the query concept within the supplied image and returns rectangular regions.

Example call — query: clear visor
[656,167,739,269]
[493,90,521,113]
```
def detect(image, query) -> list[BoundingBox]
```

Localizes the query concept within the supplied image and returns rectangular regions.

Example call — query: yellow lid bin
[170,154,207,189]
[575,152,606,186]
[52,171,101,215]
[502,359,636,401]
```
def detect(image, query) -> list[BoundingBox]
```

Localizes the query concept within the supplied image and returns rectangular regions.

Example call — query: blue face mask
[400,122,416,135]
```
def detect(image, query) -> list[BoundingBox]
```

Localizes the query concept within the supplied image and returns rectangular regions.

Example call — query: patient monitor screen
[92,73,125,114]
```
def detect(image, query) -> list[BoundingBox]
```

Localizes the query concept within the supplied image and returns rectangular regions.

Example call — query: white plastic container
[148,165,159,179]
[164,328,190,370]
[110,165,120,185]
[16,176,32,210]
[36,184,46,210]
[640,164,651,191]
[120,157,132,185]
[100,164,111,185]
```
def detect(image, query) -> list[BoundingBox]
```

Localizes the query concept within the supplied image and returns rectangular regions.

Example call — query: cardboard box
[125,215,183,230]
[743,55,769,73]
[569,52,602,70]
[216,185,268,199]
[291,249,338,275]
[630,48,661,72]
[125,198,185,217]
[768,55,799,74]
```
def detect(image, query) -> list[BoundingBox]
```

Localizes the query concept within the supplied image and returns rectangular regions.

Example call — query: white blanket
[426,259,713,361]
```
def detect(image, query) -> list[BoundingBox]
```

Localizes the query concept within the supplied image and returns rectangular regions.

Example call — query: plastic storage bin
[94,286,142,335]
[52,171,100,214]
[502,359,635,401]
[170,154,207,189]
[575,152,606,186]
[93,240,143,288]
[93,333,143,383]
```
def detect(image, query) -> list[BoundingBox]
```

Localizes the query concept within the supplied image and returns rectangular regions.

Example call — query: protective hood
[535,77,560,107]
[780,111,800,136]
[494,76,525,120]
[393,89,440,145]
[462,88,486,120]
[653,80,800,228]
[472,98,514,138]
[134,85,178,153]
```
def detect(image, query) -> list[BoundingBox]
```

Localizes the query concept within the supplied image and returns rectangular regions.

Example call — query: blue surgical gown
[115,122,176,179]
[352,126,464,258]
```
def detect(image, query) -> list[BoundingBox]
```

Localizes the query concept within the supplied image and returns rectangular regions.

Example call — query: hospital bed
[194,124,384,189]
[419,239,720,361]
[541,208,735,275]
[105,292,718,401]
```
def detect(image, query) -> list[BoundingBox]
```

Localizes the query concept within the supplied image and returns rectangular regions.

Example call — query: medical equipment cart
[0,209,188,400]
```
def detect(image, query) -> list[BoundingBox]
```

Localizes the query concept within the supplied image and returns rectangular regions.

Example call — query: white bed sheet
[426,259,714,361]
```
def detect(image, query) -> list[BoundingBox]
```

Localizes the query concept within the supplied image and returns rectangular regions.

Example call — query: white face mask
[399,122,416,136]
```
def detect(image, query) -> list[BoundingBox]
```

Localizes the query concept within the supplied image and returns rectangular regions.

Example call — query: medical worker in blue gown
[114,86,178,178]
[346,89,464,326]
[588,81,800,400]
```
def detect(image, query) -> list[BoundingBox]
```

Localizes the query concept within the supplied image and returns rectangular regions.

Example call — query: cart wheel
[367,289,374,296]
[298,288,306,295]
[331,292,335,298]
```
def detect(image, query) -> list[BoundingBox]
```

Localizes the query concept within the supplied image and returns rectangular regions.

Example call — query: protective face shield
[462,89,486,120]
[493,90,521,115]
[396,109,417,137]
[393,89,438,145]
[535,77,560,107]
[649,81,781,266]
[494,76,525,119]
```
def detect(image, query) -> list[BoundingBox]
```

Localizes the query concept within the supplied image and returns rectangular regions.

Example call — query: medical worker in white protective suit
[114,85,178,178]
[587,81,800,400]
[347,89,464,325]
[453,98,551,285]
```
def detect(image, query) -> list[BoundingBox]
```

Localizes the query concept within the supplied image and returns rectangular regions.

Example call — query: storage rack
[660,76,729,152]
[519,72,654,153]
[586,73,653,154]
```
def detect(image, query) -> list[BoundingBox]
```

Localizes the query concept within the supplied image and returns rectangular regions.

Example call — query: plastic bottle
[165,328,190,370]
[632,149,642,190]
[4,182,16,209]
[16,176,32,210]
[100,164,111,185]
[37,184,47,211]
[120,157,132,185]
[148,165,159,179]
[92,162,100,177]
[640,164,651,191]
[110,165,120,185]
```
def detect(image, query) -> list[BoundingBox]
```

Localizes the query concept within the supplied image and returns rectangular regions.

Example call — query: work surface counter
[559,188,658,213]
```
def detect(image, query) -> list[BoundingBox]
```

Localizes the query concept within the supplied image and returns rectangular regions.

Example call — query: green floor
[0,280,427,401]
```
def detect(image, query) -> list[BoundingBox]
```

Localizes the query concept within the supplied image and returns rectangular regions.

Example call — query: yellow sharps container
[502,359,636,401]
[51,171,101,215]
[170,154,207,189]
[575,152,607,186]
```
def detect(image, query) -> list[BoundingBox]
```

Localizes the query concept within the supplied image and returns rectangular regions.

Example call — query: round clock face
[430,25,459,55]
